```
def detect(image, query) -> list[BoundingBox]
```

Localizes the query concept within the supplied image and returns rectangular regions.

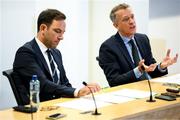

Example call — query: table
[0,79,180,120]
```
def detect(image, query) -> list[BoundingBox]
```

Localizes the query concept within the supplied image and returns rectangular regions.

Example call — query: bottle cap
[32,75,37,80]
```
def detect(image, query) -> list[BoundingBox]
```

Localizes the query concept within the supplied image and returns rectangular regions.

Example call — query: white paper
[56,98,111,111]
[94,93,135,104]
[56,89,156,111]
[152,74,180,85]
[111,89,156,99]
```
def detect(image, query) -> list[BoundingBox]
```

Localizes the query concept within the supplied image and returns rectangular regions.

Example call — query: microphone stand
[82,82,101,115]
[144,72,156,102]
[90,88,101,115]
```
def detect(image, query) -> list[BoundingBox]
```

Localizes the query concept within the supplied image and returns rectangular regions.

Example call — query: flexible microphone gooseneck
[82,81,101,115]
[141,66,156,102]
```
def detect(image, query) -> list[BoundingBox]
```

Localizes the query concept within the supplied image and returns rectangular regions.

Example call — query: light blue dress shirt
[118,33,166,79]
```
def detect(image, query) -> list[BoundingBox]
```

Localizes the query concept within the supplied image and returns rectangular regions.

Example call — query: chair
[96,56,100,62]
[2,69,24,105]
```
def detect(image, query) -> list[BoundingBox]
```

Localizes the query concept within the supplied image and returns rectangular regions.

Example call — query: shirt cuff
[74,87,81,97]
[133,67,143,78]
[158,64,167,72]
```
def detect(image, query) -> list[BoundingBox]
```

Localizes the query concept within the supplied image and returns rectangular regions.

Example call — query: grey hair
[110,3,130,23]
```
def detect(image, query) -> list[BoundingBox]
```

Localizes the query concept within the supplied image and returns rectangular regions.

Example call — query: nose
[57,36,63,40]
[129,18,135,24]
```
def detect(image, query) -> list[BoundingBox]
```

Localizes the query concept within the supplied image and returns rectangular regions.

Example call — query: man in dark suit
[98,3,178,87]
[13,9,100,105]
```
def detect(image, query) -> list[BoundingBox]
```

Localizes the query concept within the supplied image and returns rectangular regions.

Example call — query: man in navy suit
[98,3,178,87]
[13,9,100,105]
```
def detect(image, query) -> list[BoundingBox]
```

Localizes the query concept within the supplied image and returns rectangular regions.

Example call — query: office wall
[149,0,180,74]
[0,0,37,109]
[88,0,149,88]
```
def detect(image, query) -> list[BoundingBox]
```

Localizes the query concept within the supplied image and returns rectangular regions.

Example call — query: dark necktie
[129,40,148,80]
[129,40,140,66]
[46,49,59,84]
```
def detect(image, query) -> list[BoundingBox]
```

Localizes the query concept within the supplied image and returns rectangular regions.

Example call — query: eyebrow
[53,28,65,33]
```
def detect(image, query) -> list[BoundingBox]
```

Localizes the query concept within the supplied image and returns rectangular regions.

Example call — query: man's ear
[113,22,118,28]
[39,24,47,36]
[39,24,47,31]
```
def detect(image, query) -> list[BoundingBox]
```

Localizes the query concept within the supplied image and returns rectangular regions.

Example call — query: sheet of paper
[56,89,156,111]
[94,93,135,104]
[83,93,135,104]
[151,74,180,85]
[111,89,156,99]
[56,98,111,111]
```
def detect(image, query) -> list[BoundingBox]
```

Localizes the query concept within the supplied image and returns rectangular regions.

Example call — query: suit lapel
[114,33,135,68]
[31,39,51,77]
[134,35,145,59]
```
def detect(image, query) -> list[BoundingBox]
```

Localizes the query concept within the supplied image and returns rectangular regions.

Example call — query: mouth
[129,25,136,31]
[53,40,60,45]
[130,25,136,29]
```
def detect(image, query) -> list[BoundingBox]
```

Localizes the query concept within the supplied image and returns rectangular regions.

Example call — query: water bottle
[30,75,40,109]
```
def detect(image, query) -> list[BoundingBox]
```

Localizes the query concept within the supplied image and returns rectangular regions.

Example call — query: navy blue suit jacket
[99,32,168,87]
[13,38,75,105]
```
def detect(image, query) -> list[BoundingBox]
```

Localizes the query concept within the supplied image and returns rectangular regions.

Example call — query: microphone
[82,81,101,115]
[141,66,156,102]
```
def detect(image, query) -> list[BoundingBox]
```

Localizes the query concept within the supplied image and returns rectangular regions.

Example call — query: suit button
[53,95,55,98]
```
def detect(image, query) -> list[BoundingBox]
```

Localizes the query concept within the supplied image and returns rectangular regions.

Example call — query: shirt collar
[35,37,48,53]
[118,32,135,44]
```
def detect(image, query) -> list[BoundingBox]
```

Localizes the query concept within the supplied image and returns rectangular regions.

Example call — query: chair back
[2,69,24,105]
[96,56,100,62]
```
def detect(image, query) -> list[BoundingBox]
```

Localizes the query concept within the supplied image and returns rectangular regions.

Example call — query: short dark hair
[110,3,130,23]
[37,9,66,32]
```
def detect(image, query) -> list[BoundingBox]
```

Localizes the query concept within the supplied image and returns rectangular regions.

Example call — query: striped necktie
[46,49,59,84]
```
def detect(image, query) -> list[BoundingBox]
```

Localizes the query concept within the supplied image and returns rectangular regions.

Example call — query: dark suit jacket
[99,32,168,87]
[13,38,75,105]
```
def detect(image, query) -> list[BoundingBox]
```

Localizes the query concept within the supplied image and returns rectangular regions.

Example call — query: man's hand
[78,83,101,97]
[138,59,157,72]
[160,49,178,69]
